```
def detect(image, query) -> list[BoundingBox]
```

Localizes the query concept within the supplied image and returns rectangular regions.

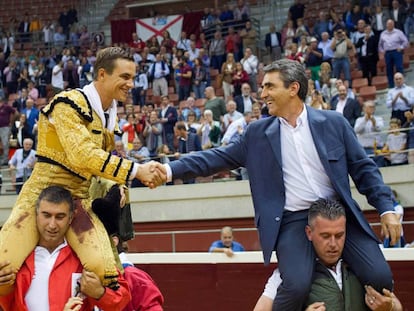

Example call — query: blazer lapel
[307,108,332,176]
[265,117,282,169]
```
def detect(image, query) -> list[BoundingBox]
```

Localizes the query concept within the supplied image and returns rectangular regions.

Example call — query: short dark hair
[308,198,345,227]
[263,59,308,101]
[93,47,134,80]
[36,186,74,214]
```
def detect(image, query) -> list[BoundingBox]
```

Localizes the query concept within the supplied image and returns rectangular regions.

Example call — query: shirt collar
[279,104,307,129]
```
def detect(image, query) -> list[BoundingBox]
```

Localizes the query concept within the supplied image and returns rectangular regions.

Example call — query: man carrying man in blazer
[151,59,400,310]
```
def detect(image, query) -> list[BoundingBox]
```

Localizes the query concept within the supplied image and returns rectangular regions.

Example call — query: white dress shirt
[25,241,68,311]
[335,98,347,115]
[280,105,337,212]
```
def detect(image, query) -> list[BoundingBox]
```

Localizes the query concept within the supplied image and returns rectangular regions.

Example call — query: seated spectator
[209,226,245,257]
[382,118,408,166]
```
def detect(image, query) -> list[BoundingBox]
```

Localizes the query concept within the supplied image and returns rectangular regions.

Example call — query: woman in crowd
[232,62,249,97]
[221,53,236,100]
[192,58,207,99]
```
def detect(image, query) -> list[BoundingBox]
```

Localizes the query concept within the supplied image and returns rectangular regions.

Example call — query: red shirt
[122,265,164,311]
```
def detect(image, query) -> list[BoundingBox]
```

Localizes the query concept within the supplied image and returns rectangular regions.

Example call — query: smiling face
[260,71,294,117]
[37,199,72,252]
[98,58,135,108]
[306,216,346,267]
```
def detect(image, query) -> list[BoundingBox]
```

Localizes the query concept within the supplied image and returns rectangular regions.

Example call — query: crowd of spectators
[0,0,413,190]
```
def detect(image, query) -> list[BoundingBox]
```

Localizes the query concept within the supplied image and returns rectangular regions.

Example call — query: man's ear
[305,225,312,241]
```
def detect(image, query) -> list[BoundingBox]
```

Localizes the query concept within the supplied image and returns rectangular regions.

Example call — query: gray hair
[308,198,346,227]
[263,59,308,101]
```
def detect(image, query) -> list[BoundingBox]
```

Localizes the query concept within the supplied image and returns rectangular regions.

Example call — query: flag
[136,15,183,45]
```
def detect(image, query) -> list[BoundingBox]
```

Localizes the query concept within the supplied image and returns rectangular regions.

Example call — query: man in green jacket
[253,198,403,311]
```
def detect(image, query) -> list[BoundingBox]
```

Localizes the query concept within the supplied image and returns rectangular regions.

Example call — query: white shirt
[243,96,253,113]
[280,105,337,212]
[51,64,63,89]
[327,260,343,290]
[335,98,347,115]
[386,84,414,111]
[270,33,279,47]
[25,241,68,311]
[263,260,343,300]
[221,117,247,144]
[376,13,384,31]
[354,115,384,148]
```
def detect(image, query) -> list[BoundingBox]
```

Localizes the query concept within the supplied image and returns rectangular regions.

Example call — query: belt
[385,49,398,53]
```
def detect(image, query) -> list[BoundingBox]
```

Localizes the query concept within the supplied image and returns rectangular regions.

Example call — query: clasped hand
[136,161,167,188]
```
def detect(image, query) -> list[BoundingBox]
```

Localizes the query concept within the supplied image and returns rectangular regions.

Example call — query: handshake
[135,161,168,188]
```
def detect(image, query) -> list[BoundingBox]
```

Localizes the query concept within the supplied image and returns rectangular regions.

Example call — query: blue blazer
[21,108,39,133]
[169,107,393,264]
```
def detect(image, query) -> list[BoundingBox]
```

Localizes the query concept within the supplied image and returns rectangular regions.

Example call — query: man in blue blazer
[158,59,400,310]
[21,98,39,134]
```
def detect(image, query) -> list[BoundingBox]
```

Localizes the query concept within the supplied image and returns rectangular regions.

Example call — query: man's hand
[64,297,83,311]
[136,161,167,188]
[365,285,402,311]
[223,248,234,257]
[79,270,105,300]
[380,213,402,246]
[0,261,16,286]
[305,302,326,311]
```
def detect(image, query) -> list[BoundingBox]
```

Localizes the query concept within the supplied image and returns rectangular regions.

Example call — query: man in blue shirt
[209,226,245,257]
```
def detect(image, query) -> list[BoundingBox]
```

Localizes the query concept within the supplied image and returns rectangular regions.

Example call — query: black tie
[104,112,109,128]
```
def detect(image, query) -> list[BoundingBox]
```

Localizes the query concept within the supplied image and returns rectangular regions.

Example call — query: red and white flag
[136,15,183,45]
